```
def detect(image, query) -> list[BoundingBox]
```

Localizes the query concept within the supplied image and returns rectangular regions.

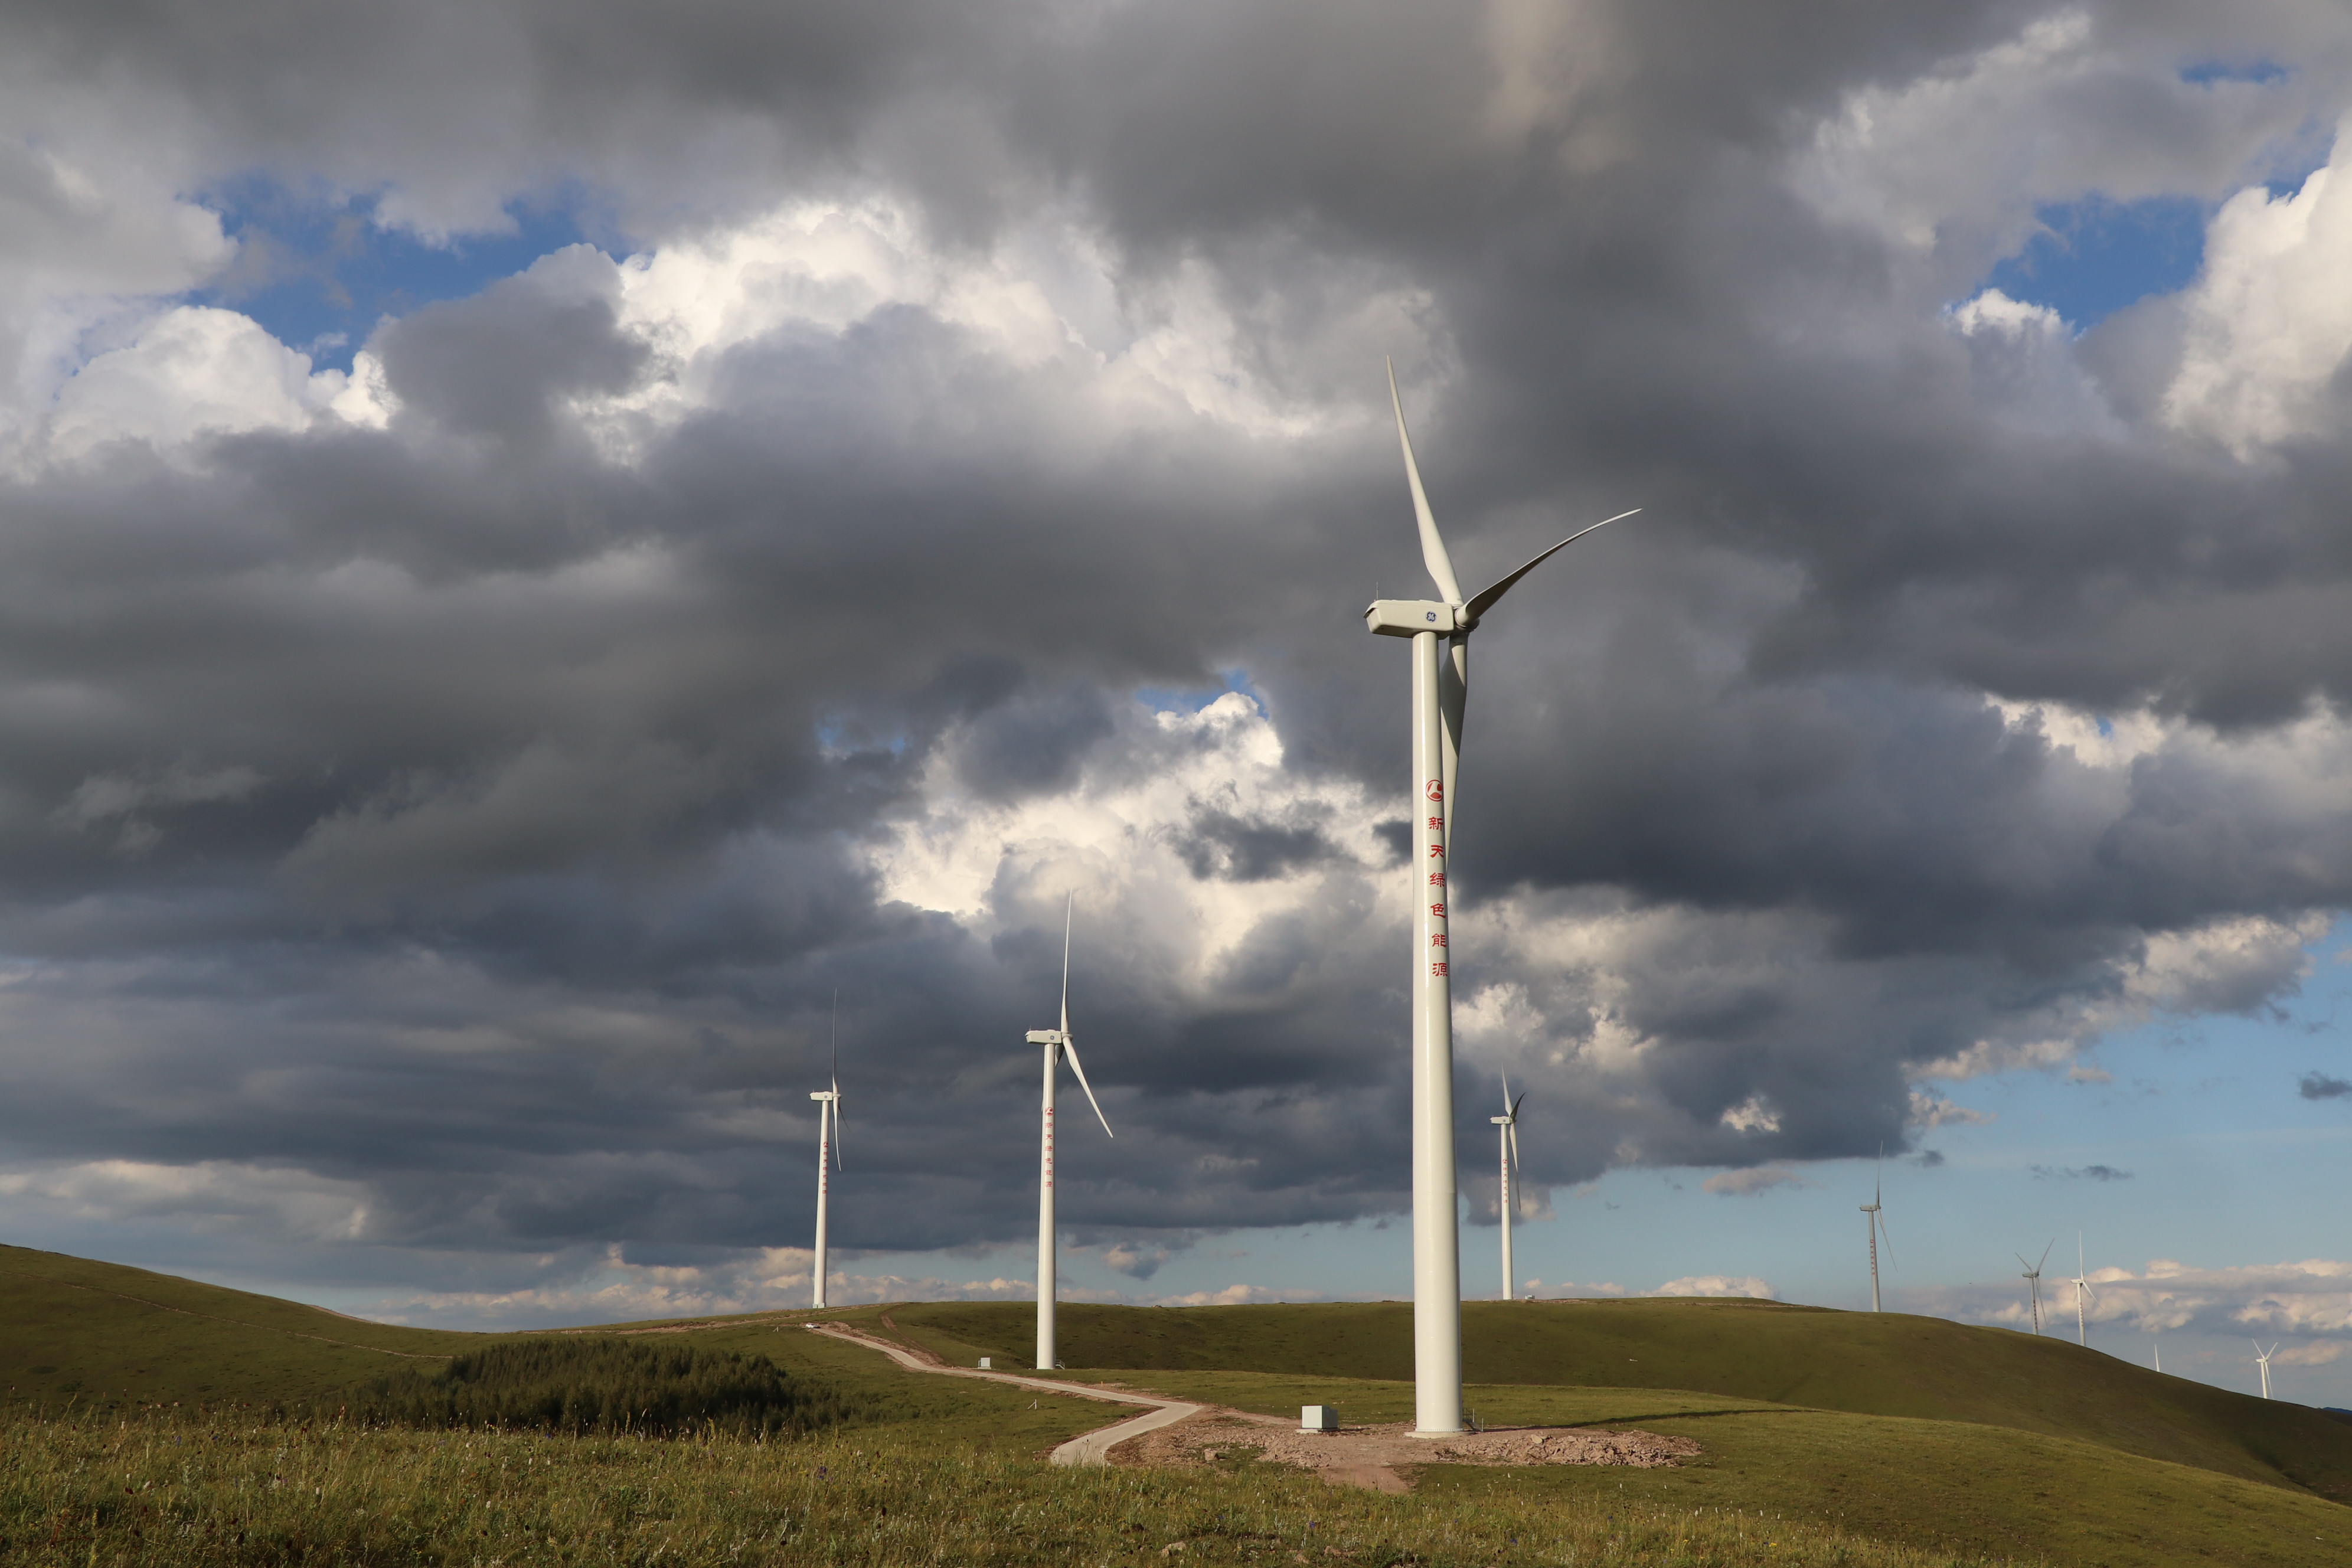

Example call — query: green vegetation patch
[0,1410,2032,1567]
[894,1298,2352,1498]
[1034,1368,2352,1568]
[340,1336,874,1439]
[0,1244,475,1410]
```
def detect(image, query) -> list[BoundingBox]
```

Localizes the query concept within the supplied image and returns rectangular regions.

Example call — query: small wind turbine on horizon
[2017,1240,2054,1335]
[2070,1234,2096,1347]
[1025,897,1115,1371]
[2254,1340,2278,1400]
[1366,361,1637,1435]
[1492,1076,1526,1302]
[1860,1149,1892,1313]
[808,994,844,1309]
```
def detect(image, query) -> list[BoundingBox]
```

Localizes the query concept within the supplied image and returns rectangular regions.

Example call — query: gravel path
[804,1321,1700,1489]
[802,1322,1203,1467]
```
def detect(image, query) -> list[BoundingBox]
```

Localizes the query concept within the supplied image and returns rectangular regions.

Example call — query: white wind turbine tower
[1491,1076,1526,1302]
[1367,362,1636,1436]
[1024,898,1115,1371]
[2069,1234,2097,1347]
[1860,1149,1892,1313]
[2254,1340,2278,1399]
[2016,1240,2054,1335]
[808,997,844,1309]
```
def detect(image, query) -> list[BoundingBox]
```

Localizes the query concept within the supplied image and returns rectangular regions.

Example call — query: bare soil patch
[1112,1410,1700,1492]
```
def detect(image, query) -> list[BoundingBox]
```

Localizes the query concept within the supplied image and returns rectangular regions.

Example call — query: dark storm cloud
[2032,1164,2134,1181]
[2300,1072,2352,1100]
[2,0,2352,1300]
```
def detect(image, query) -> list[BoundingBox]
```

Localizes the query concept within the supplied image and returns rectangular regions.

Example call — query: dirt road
[803,1321,1203,1466]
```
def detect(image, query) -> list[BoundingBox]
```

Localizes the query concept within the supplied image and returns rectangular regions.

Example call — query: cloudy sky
[3,0,2351,1402]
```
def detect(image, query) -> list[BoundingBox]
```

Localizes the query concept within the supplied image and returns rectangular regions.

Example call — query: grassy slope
[0,1244,477,1406]
[1,1411,2017,1568]
[891,1298,2352,1498]
[9,1252,2347,1566]
[1027,1368,2352,1568]
[0,1257,1126,1454]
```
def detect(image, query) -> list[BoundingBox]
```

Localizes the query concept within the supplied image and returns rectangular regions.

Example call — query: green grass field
[7,1247,2352,1564]
[886,1298,2352,1499]
[0,1244,476,1407]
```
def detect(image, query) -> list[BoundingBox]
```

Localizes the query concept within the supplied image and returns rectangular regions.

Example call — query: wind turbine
[1024,897,1114,1371]
[809,995,844,1309]
[1491,1076,1526,1302]
[2069,1234,2096,1347]
[1860,1149,1893,1313]
[2254,1340,2278,1400]
[2016,1240,2054,1335]
[1366,362,1636,1435]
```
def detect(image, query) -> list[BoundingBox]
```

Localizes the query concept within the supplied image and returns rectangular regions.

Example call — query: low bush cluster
[340,1335,874,1439]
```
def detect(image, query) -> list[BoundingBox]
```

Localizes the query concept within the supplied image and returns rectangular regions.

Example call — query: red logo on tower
[1425,779,1443,801]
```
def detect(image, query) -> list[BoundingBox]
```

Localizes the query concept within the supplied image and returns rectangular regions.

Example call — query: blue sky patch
[190,178,612,373]
[1136,668,1267,716]
[2180,60,2288,87]
[1987,194,2208,329]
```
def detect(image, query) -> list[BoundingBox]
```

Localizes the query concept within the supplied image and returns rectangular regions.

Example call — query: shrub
[342,1335,870,1438]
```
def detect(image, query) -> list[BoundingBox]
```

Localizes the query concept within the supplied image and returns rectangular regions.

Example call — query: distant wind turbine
[2069,1234,2096,1347]
[2254,1340,2278,1400]
[2016,1240,2054,1336]
[809,994,844,1309]
[2152,1335,2161,1374]
[1367,361,1637,1435]
[1860,1149,1893,1312]
[1025,897,1114,1371]
[1491,1076,1526,1302]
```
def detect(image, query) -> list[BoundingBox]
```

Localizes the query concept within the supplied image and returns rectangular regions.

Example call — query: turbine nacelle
[1024,1030,1068,1047]
[1368,599,1471,637]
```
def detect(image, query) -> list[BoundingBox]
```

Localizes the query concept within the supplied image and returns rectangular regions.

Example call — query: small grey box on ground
[978,1357,992,1369]
[1301,1404,1338,1432]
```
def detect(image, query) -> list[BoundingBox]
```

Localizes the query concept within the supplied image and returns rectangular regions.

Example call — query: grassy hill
[10,1251,2352,1567]
[888,1298,2352,1501]
[976,1367,2352,1568]
[0,1243,479,1407]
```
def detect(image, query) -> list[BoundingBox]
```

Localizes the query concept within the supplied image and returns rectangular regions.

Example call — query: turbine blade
[1387,359,1464,606]
[1500,1070,1511,1114]
[1877,1211,1894,1268]
[2039,1239,2055,1270]
[1461,510,1640,623]
[831,1099,843,1171]
[1060,895,1073,1039]
[1511,1090,1527,1118]
[1062,1041,1115,1138]
[1507,1122,1520,1171]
